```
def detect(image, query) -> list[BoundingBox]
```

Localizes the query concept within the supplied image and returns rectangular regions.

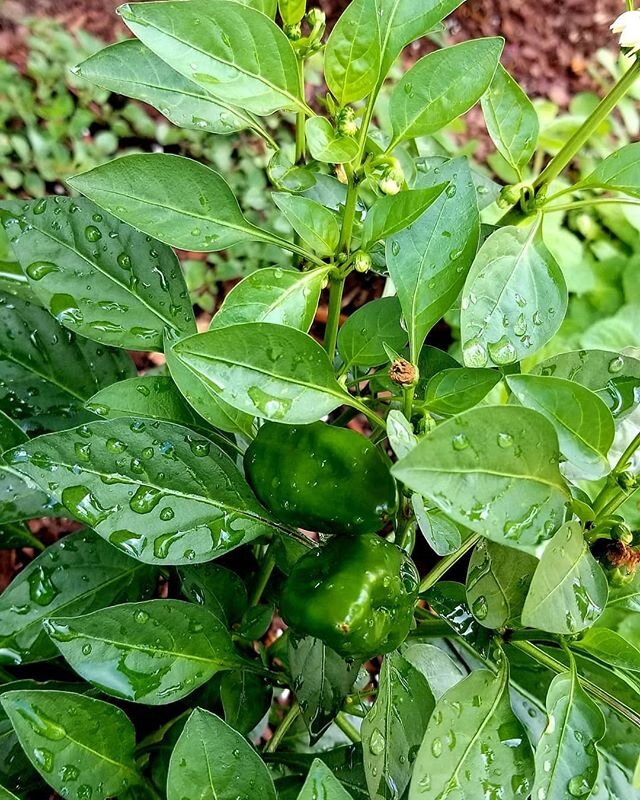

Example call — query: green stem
[408,618,455,638]
[614,431,640,475]
[250,545,277,606]
[264,702,301,753]
[338,176,360,254]
[510,641,640,728]
[335,712,361,743]
[545,197,640,213]
[295,60,306,164]
[534,59,640,193]
[592,431,640,520]
[324,274,346,360]
[419,533,481,593]
[402,384,416,423]
[349,397,387,431]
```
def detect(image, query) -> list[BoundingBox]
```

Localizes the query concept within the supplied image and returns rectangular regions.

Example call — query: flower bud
[306,8,326,28]
[353,251,372,273]
[390,358,418,386]
[336,107,358,137]
[284,22,302,41]
[618,471,638,492]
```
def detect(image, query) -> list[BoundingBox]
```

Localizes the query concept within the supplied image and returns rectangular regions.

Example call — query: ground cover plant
[1,0,640,799]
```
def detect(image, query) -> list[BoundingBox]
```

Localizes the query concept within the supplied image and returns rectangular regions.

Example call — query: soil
[0,0,627,103]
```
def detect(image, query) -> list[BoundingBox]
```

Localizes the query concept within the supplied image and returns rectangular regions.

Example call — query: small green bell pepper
[279,534,419,659]
[244,421,397,536]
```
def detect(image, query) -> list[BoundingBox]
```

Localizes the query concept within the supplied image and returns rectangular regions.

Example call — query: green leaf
[0,467,58,529]
[6,418,276,565]
[393,406,569,553]
[0,412,26,452]
[461,223,567,368]
[424,367,501,416]
[305,118,359,164]
[387,157,479,358]
[507,374,615,480]
[211,266,328,332]
[0,529,155,665]
[521,521,609,634]
[401,642,466,699]
[297,759,354,800]
[576,143,640,198]
[338,297,407,369]
[361,186,447,247]
[1,690,140,799]
[85,375,217,439]
[465,539,538,629]
[412,496,464,556]
[220,670,272,734]
[238,0,277,16]
[389,39,503,147]
[167,708,277,800]
[574,625,640,672]
[531,666,605,800]
[533,349,640,421]
[75,39,268,139]
[278,0,305,24]
[2,197,195,350]
[68,154,278,253]
[288,634,360,743]
[362,652,433,800]
[425,581,494,657]
[119,0,306,116]
[387,410,418,460]
[481,64,539,175]
[171,323,353,424]
[408,665,534,800]
[0,785,19,799]
[325,0,464,105]
[179,563,248,627]
[0,291,134,435]
[165,333,255,438]
[273,194,340,257]
[45,600,244,704]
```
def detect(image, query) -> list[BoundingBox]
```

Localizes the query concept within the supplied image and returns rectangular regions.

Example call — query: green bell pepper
[244,421,397,536]
[280,534,419,659]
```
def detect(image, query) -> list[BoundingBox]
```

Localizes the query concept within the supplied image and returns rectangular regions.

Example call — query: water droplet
[608,356,625,374]
[369,728,385,755]
[84,225,102,242]
[391,240,401,257]
[431,737,443,757]
[452,433,470,451]
[117,253,131,270]
[568,775,591,797]
[26,261,60,281]
[471,595,488,620]
[497,432,514,448]
[33,198,47,215]
[462,337,488,368]
[488,336,517,365]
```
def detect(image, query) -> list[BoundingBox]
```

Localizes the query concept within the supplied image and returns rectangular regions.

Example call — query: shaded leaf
[361,186,447,247]
[338,297,407,369]
[179,563,248,627]
[221,670,272,734]
[305,118,359,164]
[424,367,501,416]
[412,495,463,556]
[401,642,466,699]
[273,194,340,256]
[576,143,640,199]
[297,759,353,800]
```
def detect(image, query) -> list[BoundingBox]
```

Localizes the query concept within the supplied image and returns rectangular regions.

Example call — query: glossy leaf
[45,600,244,704]
[273,194,340,257]
[574,625,640,672]
[0,291,134,435]
[179,562,248,626]
[171,323,352,424]
[425,581,494,657]
[288,634,360,743]
[481,64,539,175]
[0,467,58,529]
[412,495,463,556]
[305,118,359,164]
[0,529,155,665]
[507,374,615,479]
[68,154,277,253]
[401,642,466,699]
[75,39,268,139]
[221,670,272,735]
[389,39,503,147]
[424,367,501,416]
[387,411,418,461]
[210,266,329,332]
[533,349,640,421]
[86,376,216,439]
[465,539,538,629]
[2,197,195,350]
[361,186,447,247]
[119,0,306,116]
[387,157,479,358]
[362,652,433,800]
[393,406,569,553]
[298,759,353,800]
[0,412,26,452]
[1,689,140,799]
[338,297,407,369]
[521,521,608,634]
[576,142,640,198]
[408,665,534,800]
[532,666,605,800]
[6,418,276,565]
[278,0,304,24]
[167,708,277,800]
[461,223,567,368]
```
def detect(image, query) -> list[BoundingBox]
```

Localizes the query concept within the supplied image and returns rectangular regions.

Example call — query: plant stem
[510,640,640,728]
[335,712,361,743]
[534,59,640,193]
[324,274,346,360]
[592,431,640,520]
[545,197,640,213]
[295,59,306,164]
[250,544,277,606]
[614,431,640,475]
[264,702,301,753]
[338,176,359,254]
[419,533,481,593]
[402,384,416,422]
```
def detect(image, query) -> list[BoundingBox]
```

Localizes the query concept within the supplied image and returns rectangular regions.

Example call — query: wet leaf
[179,563,248,627]
[273,195,340,257]
[393,406,569,553]
[424,582,493,657]
[408,664,534,800]
[424,367,501,416]
[45,600,244,704]
[461,223,567,368]
[167,708,277,799]
[338,297,407,369]
[1,197,195,351]
[574,608,640,671]
[6,418,277,565]
[298,759,354,799]
[411,495,464,556]
[361,652,433,800]
[221,670,272,734]
[361,186,447,247]
[521,521,608,634]
[1,689,140,800]
[0,530,155,665]
[576,143,640,199]
[401,643,466,700]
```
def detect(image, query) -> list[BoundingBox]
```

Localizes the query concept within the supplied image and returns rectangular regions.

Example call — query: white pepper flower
[611,10,640,55]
